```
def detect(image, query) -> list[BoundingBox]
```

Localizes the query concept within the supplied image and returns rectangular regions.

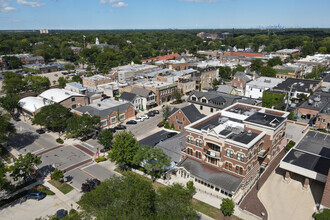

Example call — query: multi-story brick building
[73,99,135,128]
[199,67,219,90]
[168,105,205,131]
[176,103,289,199]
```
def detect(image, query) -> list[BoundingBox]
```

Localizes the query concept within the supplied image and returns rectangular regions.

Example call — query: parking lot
[139,130,175,147]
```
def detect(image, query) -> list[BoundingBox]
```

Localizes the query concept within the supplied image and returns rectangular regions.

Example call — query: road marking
[80,168,101,181]
[81,142,95,148]
[80,162,96,170]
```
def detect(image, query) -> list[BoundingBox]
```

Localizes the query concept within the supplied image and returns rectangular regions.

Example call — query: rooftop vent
[247,130,252,136]
[97,104,101,107]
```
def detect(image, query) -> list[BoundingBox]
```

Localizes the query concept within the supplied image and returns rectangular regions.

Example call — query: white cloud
[17,0,44,7]
[112,1,127,7]
[100,0,120,4]
[0,0,16,12]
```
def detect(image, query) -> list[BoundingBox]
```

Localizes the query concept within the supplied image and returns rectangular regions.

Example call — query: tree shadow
[310,180,325,206]
[8,131,40,151]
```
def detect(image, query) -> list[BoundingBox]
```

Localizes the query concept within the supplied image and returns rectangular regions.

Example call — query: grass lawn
[192,199,241,220]
[32,184,55,195]
[49,180,73,194]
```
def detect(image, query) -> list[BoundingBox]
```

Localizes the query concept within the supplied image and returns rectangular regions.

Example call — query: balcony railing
[205,150,221,159]
[258,149,269,158]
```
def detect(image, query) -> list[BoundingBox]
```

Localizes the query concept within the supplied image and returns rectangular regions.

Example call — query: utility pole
[285,83,297,112]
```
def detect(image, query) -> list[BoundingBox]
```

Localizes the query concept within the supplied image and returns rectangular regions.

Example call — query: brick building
[176,103,289,199]
[82,75,112,88]
[168,105,205,131]
[73,99,135,128]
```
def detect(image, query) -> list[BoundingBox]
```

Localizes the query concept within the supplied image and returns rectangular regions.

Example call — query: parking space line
[80,168,101,181]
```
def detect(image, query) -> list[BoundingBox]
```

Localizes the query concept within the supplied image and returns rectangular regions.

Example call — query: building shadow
[8,132,40,151]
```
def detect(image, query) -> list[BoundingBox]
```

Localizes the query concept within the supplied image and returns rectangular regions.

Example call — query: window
[187,148,193,155]
[323,119,326,122]
[196,139,202,147]
[200,106,203,110]
[119,113,125,120]
[258,143,263,152]
[110,116,116,124]
[176,116,178,119]
[179,126,181,130]
[71,98,76,102]
[183,117,185,122]
[236,166,243,175]
[248,153,251,160]
[202,99,207,103]
[210,108,213,113]
[237,153,244,162]
[226,149,233,158]
[187,136,194,144]
[225,162,232,170]
[100,120,107,127]
[71,104,77,109]
[192,97,196,101]
[209,143,221,152]
[196,151,202,159]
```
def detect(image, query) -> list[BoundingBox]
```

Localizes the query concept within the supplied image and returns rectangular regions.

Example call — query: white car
[141,114,149,119]
[135,117,144,122]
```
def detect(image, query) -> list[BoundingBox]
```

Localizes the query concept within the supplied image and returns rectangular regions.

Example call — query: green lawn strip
[31,184,55,195]
[48,180,73,194]
[192,199,241,220]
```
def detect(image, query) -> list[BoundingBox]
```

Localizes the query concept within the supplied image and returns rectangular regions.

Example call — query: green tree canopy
[162,105,171,121]
[57,76,68,88]
[2,72,26,94]
[66,114,100,138]
[10,152,41,181]
[267,56,282,67]
[71,75,82,83]
[33,103,72,133]
[220,198,235,216]
[259,66,276,77]
[0,160,9,190]
[250,59,264,72]
[23,75,51,93]
[50,168,64,181]
[97,129,113,148]
[172,89,183,103]
[0,112,16,143]
[0,93,19,115]
[217,66,232,79]
[108,130,139,167]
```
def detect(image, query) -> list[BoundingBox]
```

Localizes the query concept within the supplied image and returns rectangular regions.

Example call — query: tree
[0,112,16,143]
[314,208,330,220]
[156,183,197,219]
[162,105,171,121]
[71,75,82,83]
[186,180,195,196]
[220,198,235,216]
[172,89,182,103]
[50,168,64,181]
[2,72,26,94]
[33,103,72,133]
[267,56,282,67]
[64,64,75,70]
[23,76,51,93]
[97,129,113,149]
[318,47,327,54]
[250,59,264,72]
[212,78,219,88]
[57,77,67,88]
[217,66,232,79]
[233,64,246,73]
[81,179,98,193]
[108,131,139,167]
[79,173,156,219]
[133,145,170,180]
[0,160,9,190]
[302,42,316,56]
[66,114,100,138]
[0,94,19,115]
[259,66,276,77]
[10,152,41,181]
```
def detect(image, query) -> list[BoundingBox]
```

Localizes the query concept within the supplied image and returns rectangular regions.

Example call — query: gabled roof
[130,87,153,98]
[74,102,133,118]
[170,105,205,123]
[234,71,252,83]
[217,85,234,94]
[119,92,137,102]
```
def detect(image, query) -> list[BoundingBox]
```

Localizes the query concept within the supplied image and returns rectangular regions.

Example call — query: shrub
[170,123,174,130]
[51,168,64,181]
[164,121,169,129]
[314,209,330,220]
[32,184,55,195]
[96,156,106,163]
[56,138,64,144]
[186,180,195,196]
[285,140,296,151]
[157,121,164,127]
[220,198,235,216]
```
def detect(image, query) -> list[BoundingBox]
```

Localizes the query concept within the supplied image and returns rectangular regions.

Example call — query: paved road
[126,113,163,139]
[8,120,59,154]
[139,130,171,147]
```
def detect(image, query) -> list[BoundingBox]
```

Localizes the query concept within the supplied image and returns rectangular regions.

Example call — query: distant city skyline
[0,0,329,30]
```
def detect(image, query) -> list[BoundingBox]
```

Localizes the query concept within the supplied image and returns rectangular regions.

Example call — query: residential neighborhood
[0,5,330,219]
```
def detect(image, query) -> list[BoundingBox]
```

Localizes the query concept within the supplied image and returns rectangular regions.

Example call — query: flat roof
[244,112,285,129]
[296,131,330,158]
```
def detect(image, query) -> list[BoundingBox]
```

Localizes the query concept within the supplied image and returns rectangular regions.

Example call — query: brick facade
[321,169,330,209]
[60,96,89,109]
[168,109,192,131]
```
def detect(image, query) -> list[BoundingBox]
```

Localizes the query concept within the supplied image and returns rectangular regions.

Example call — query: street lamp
[285,82,297,112]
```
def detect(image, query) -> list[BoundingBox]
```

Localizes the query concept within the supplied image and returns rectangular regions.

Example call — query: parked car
[114,125,126,130]
[167,132,178,138]
[36,128,45,134]
[107,128,116,133]
[26,191,46,200]
[141,114,149,119]
[152,110,160,114]
[135,117,144,122]
[157,121,164,127]
[91,178,101,186]
[126,120,137,125]
[56,209,68,218]
[54,74,58,77]
[13,114,21,121]
[147,111,155,117]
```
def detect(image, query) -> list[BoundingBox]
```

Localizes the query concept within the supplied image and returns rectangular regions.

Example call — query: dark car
[56,209,68,218]
[154,138,166,146]
[152,110,160,114]
[13,116,21,121]
[147,111,155,117]
[126,120,137,125]
[36,128,45,134]
[114,125,126,130]
[167,132,178,138]
[91,178,101,186]
[107,128,116,133]
[26,191,46,200]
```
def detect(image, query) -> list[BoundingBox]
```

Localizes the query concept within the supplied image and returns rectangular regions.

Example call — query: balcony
[258,149,269,158]
[205,150,221,159]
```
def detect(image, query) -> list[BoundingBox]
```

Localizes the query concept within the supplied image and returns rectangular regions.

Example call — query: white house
[245,77,285,99]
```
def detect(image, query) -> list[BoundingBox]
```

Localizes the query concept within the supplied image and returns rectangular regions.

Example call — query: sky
[0,0,329,30]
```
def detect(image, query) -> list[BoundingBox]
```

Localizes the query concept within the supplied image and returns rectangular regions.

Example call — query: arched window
[187,148,193,155]
[195,151,202,159]
[258,143,263,152]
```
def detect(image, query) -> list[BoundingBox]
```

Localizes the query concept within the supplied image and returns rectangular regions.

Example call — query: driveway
[258,168,323,220]
[0,193,72,220]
